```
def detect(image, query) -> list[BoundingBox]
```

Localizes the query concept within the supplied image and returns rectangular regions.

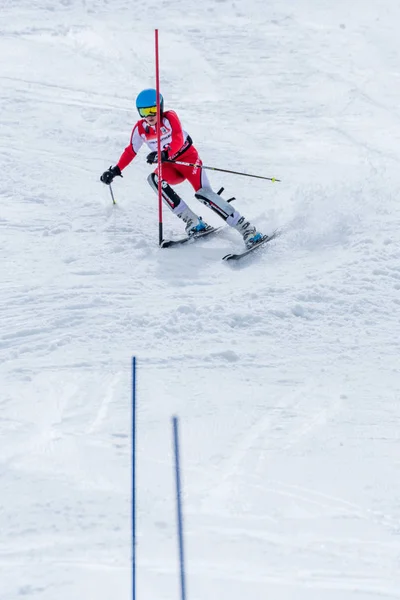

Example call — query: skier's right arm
[100,123,144,184]
[117,123,144,171]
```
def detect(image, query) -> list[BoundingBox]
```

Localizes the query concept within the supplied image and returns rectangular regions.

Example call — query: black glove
[146,150,169,165]
[100,165,122,185]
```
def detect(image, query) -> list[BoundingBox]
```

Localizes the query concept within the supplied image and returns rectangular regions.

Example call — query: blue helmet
[135,88,164,115]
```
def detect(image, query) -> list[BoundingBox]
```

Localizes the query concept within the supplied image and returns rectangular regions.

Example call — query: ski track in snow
[1,1,400,599]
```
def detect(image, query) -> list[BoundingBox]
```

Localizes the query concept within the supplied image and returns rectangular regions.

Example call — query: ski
[161,226,222,248]
[222,229,281,262]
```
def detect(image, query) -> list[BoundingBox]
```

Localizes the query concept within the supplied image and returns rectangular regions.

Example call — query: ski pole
[169,160,280,183]
[109,182,116,205]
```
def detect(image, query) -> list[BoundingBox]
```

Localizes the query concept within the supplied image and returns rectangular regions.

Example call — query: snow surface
[1,0,400,598]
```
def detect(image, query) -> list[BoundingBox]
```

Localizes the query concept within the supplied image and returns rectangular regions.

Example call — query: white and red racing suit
[116,110,208,191]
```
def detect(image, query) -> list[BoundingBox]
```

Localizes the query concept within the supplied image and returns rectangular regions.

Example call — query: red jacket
[117,110,193,171]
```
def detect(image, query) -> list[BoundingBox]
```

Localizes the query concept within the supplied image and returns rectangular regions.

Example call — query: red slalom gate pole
[155,29,163,246]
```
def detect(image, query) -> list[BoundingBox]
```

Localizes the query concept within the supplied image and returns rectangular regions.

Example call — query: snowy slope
[1,1,400,598]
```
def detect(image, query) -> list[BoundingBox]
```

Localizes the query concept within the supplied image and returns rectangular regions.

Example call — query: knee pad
[147,173,183,211]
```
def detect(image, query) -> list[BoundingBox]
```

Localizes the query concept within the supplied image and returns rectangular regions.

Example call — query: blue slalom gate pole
[172,416,187,600]
[132,357,136,600]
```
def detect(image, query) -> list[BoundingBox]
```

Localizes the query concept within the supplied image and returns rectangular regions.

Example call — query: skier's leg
[147,172,209,235]
[194,171,262,247]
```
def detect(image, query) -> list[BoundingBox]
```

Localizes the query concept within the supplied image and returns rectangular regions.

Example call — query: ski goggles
[138,106,158,117]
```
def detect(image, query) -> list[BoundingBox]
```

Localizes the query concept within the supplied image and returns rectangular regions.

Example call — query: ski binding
[161,226,221,248]
[222,229,280,261]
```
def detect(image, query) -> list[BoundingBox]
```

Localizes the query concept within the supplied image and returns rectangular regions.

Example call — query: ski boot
[243,228,263,248]
[185,217,209,237]
[234,217,263,248]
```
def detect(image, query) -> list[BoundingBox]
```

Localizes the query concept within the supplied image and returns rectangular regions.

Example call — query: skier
[100,88,263,247]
